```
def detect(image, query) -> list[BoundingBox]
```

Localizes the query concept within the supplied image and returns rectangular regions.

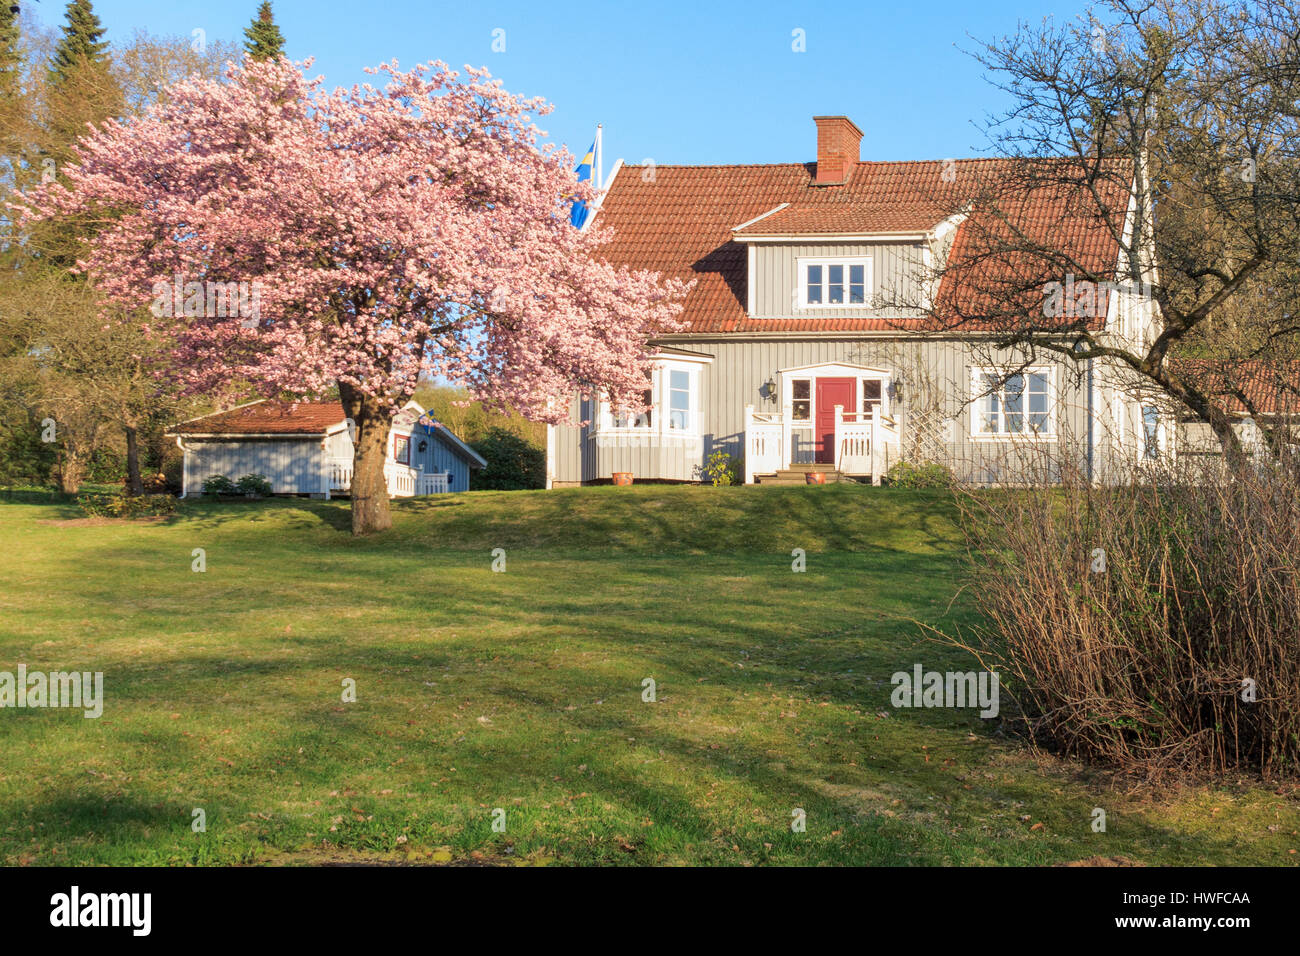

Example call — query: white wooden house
[168,399,485,498]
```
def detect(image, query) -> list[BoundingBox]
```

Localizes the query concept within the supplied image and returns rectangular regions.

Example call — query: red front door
[815,377,855,464]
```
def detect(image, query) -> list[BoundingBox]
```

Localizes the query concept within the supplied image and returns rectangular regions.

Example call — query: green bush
[202,474,237,496]
[884,460,954,489]
[85,447,126,483]
[702,450,738,487]
[76,493,113,517]
[78,493,177,518]
[470,428,545,490]
[235,473,273,497]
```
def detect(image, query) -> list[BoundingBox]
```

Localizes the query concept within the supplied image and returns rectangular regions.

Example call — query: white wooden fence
[743,405,784,485]
[327,458,450,498]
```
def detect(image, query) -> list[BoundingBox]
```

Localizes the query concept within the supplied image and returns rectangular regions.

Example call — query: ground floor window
[972,368,1054,438]
[862,378,884,416]
[601,362,700,434]
[791,379,812,422]
[1141,403,1161,460]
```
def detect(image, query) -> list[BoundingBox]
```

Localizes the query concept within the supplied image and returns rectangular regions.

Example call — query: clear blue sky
[30,0,1082,170]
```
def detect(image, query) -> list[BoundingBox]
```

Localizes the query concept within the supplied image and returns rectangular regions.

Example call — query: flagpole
[596,124,603,191]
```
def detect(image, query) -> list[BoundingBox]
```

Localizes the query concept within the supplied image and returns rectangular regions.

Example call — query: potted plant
[612,472,634,486]
[805,471,826,485]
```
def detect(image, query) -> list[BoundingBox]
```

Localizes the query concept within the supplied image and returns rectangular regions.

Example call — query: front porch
[743,403,900,484]
[324,458,451,499]
[741,362,901,484]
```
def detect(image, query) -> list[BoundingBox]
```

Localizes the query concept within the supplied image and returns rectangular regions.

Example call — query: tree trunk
[1206,403,1248,471]
[338,382,393,535]
[124,424,144,496]
[57,449,84,494]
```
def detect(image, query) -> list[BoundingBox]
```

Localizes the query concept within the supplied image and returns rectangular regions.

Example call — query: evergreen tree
[243,2,285,61]
[48,0,109,86]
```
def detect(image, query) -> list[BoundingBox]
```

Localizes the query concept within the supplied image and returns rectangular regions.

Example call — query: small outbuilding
[167,399,486,498]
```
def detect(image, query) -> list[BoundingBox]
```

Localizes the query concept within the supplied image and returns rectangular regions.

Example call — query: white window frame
[970,366,1057,441]
[598,360,701,436]
[796,256,873,309]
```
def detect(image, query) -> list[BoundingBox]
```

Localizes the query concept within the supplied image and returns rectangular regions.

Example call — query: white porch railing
[743,405,784,484]
[742,404,900,485]
[834,404,875,478]
[325,457,450,498]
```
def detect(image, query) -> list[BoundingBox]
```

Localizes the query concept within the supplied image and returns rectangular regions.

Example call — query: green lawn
[0,485,1295,866]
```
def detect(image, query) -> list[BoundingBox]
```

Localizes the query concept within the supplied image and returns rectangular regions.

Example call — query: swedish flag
[570,137,596,228]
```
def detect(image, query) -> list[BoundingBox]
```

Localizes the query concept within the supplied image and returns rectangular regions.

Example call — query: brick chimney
[813,115,863,186]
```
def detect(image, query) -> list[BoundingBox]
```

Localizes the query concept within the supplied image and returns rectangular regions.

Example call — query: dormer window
[798,256,872,308]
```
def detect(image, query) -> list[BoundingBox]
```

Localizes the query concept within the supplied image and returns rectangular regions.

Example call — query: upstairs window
[973,368,1055,438]
[798,257,871,309]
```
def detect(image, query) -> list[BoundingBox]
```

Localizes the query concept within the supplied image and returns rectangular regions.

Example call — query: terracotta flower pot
[612,472,634,486]
[805,472,826,485]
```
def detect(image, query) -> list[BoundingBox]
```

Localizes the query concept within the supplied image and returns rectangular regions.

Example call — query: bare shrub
[949,451,1300,780]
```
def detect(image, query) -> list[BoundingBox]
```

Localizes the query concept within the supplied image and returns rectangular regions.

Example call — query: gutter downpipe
[1086,358,1095,485]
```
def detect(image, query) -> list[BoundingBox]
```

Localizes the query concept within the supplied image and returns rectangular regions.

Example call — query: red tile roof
[1174,360,1300,417]
[594,158,1131,334]
[169,401,346,436]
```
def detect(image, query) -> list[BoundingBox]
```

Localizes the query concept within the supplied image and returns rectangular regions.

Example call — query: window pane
[806,265,822,304]
[635,388,653,427]
[1027,374,1049,433]
[827,264,844,303]
[862,379,882,414]
[1142,405,1159,459]
[849,264,865,303]
[792,400,811,422]
[1004,377,1024,433]
[792,379,810,400]
[668,370,690,429]
[978,375,999,433]
[982,394,1000,433]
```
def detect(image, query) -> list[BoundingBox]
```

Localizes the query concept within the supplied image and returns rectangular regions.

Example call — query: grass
[0,484,1296,866]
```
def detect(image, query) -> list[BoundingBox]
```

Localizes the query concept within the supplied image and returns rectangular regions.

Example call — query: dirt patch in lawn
[40,516,170,527]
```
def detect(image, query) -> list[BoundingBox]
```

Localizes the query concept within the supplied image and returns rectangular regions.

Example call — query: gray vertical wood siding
[550,336,1134,485]
[546,238,1150,485]
[403,425,472,492]
[184,438,325,494]
[751,241,927,318]
[185,423,474,495]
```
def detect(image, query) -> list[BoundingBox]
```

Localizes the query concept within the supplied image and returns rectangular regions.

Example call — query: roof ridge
[615,156,1124,170]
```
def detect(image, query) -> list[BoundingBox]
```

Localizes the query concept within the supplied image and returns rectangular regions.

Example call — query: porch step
[756,470,862,485]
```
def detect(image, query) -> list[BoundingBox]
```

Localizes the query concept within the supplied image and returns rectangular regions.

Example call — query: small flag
[570,134,597,228]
